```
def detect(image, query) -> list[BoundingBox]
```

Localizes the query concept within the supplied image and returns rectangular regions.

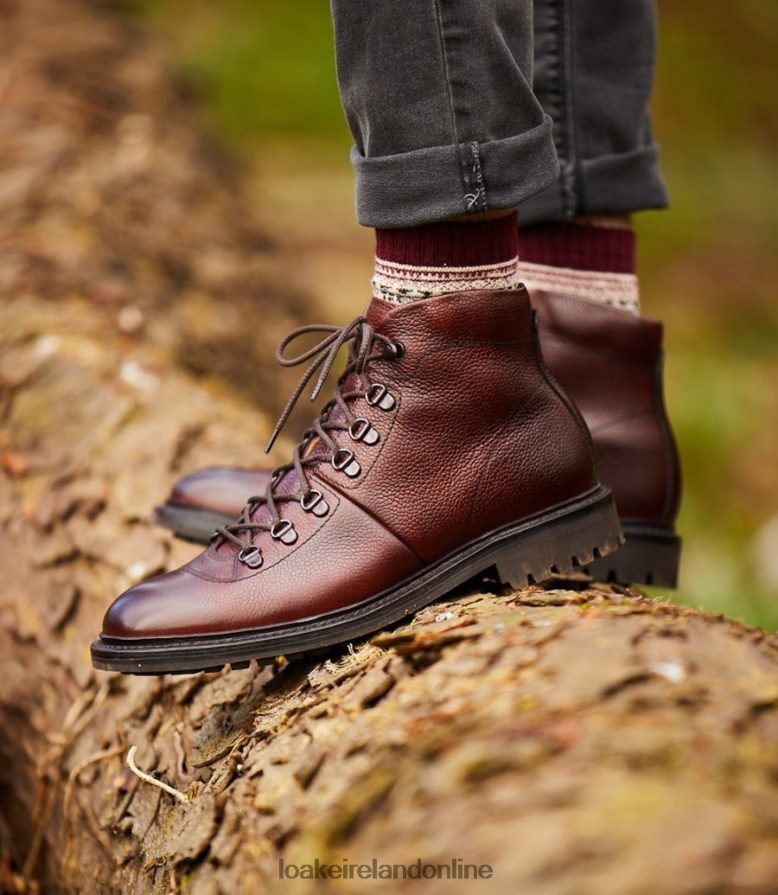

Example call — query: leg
[151,0,676,592]
[331,0,559,306]
[519,0,669,314]
[523,0,668,224]
[95,0,625,673]
[330,0,559,228]
[517,0,682,588]
[155,0,567,539]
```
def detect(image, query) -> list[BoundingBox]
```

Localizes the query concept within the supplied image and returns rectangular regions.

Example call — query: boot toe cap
[102,569,218,639]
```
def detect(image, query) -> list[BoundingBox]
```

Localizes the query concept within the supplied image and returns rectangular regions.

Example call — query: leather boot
[93,288,621,674]
[155,290,682,587]
[532,290,681,587]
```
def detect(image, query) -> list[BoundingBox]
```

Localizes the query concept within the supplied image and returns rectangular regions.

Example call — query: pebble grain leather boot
[532,290,681,587]
[154,289,681,588]
[92,287,621,674]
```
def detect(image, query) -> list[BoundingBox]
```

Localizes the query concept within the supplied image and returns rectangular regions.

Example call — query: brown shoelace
[216,316,402,567]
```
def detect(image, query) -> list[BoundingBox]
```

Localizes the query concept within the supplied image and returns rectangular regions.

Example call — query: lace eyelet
[365,383,396,411]
[385,340,405,359]
[301,489,329,517]
[271,519,298,545]
[238,545,263,569]
[349,418,380,445]
[331,448,361,478]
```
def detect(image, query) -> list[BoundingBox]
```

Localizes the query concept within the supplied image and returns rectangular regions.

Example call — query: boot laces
[216,316,401,560]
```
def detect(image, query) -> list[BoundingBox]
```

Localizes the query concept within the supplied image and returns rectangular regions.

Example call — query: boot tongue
[299,298,395,447]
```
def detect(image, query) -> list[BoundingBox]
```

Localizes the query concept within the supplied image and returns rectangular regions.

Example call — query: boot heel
[586,523,681,588]
[494,490,623,588]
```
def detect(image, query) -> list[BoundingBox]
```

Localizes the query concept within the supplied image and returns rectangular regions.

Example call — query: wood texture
[1,2,777,893]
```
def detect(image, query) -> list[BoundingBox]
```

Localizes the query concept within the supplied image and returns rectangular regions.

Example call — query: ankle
[373,211,520,304]
[517,220,640,315]
[517,221,635,274]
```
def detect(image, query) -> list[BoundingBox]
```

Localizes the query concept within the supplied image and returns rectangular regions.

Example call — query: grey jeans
[330,0,669,228]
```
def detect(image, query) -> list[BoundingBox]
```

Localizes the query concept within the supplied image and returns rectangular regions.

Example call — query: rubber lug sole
[95,486,622,675]
[586,523,681,589]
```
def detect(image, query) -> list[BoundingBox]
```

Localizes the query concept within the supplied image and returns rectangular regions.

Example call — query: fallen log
[1,2,777,894]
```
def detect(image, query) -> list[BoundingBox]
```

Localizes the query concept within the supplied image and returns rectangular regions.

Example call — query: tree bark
[2,2,778,894]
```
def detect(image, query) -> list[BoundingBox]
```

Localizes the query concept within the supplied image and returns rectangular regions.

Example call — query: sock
[517,222,640,314]
[373,212,520,304]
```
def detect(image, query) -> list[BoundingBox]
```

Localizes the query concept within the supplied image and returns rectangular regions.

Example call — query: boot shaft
[533,289,682,528]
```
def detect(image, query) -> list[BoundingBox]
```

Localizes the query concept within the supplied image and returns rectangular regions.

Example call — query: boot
[532,290,681,587]
[92,288,621,674]
[156,290,682,587]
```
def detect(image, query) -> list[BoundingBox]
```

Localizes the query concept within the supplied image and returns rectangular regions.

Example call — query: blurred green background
[127,0,778,628]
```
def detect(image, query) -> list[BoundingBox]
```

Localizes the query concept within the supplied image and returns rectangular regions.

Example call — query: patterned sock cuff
[373,257,520,304]
[374,212,520,304]
[519,261,640,315]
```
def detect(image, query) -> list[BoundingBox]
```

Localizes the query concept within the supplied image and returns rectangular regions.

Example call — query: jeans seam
[433,0,487,215]
[560,0,577,218]
[432,0,461,149]
[541,0,577,218]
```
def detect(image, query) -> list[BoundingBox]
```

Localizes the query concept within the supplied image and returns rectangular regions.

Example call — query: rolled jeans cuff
[519,144,670,226]
[351,116,559,229]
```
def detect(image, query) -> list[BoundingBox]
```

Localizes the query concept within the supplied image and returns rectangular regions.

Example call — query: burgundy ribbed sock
[373,212,519,304]
[517,222,640,314]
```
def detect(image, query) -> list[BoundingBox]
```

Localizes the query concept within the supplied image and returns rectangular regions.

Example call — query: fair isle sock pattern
[373,212,520,305]
[372,257,520,304]
[519,261,640,315]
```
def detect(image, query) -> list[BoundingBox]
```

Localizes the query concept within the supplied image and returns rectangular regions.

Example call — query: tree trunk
[1,2,777,894]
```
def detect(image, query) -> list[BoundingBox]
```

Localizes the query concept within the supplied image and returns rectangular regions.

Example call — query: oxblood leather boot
[155,290,682,588]
[92,288,621,674]
[532,290,682,587]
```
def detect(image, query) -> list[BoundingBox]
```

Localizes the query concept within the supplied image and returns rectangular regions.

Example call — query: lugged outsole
[94,485,622,675]
[586,523,681,589]
[493,495,623,588]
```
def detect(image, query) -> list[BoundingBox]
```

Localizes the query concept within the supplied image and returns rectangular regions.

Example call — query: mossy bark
[1,2,778,894]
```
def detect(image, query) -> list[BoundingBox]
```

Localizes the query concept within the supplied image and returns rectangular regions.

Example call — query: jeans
[330,0,670,228]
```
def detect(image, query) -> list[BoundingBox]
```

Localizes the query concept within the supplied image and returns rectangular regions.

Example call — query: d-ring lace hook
[216,315,400,563]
